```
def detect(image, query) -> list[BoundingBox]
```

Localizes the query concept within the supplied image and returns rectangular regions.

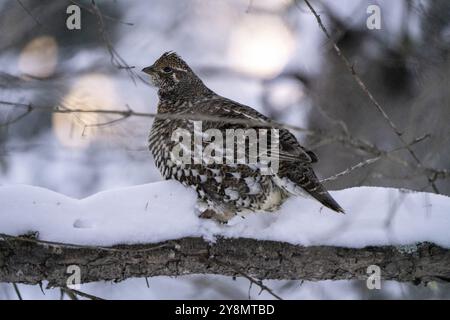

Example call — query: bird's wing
[194,97,317,164]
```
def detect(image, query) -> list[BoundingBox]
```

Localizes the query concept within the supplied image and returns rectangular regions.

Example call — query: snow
[1,181,449,248]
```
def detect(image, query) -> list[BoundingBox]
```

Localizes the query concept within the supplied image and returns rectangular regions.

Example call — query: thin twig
[61,288,78,300]
[61,287,105,300]
[15,0,42,27]
[69,0,134,26]
[321,156,381,183]
[212,258,283,300]
[0,104,33,127]
[1,99,448,183]
[321,133,432,183]
[90,0,144,85]
[0,232,176,254]
[12,283,23,300]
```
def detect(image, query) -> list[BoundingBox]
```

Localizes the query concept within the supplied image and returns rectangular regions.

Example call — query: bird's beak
[142,66,154,75]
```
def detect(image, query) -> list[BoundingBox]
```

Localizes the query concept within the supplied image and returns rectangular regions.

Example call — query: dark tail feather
[300,170,345,214]
[309,189,345,214]
[284,167,345,213]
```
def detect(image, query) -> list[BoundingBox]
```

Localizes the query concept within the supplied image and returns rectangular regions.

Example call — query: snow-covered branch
[1,234,449,288]
[1,182,449,290]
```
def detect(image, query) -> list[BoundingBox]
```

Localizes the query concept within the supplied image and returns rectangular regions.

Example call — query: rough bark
[0,233,449,287]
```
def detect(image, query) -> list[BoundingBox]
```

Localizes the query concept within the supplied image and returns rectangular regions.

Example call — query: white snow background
[1,181,449,248]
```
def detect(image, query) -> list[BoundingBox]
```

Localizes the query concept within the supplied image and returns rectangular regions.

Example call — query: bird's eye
[162,67,173,73]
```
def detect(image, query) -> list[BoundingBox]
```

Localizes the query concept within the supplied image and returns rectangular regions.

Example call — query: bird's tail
[278,168,345,214]
[303,171,344,213]
[307,187,345,214]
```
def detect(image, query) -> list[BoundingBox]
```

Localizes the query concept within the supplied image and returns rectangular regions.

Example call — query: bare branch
[1,99,448,184]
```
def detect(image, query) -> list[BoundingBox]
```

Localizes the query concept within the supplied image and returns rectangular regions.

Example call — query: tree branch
[1,234,449,288]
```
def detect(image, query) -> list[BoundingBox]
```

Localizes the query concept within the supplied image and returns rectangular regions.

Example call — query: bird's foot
[199,209,234,224]
[199,209,215,219]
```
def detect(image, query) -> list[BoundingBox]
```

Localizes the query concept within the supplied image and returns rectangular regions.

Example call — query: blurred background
[0,0,449,299]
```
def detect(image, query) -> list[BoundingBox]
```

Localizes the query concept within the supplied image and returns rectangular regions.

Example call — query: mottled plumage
[143,52,344,222]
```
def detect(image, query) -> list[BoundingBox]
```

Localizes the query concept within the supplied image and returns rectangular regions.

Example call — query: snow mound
[1,181,449,248]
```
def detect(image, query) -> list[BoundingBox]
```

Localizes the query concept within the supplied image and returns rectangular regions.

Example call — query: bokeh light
[53,74,121,148]
[228,14,295,78]
[18,35,58,78]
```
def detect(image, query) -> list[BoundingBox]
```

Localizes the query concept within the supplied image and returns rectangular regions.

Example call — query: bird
[142,51,344,222]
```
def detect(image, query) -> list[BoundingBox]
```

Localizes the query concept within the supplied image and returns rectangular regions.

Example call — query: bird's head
[142,51,204,97]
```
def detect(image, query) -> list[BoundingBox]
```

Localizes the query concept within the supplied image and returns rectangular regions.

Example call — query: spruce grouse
[143,52,344,222]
